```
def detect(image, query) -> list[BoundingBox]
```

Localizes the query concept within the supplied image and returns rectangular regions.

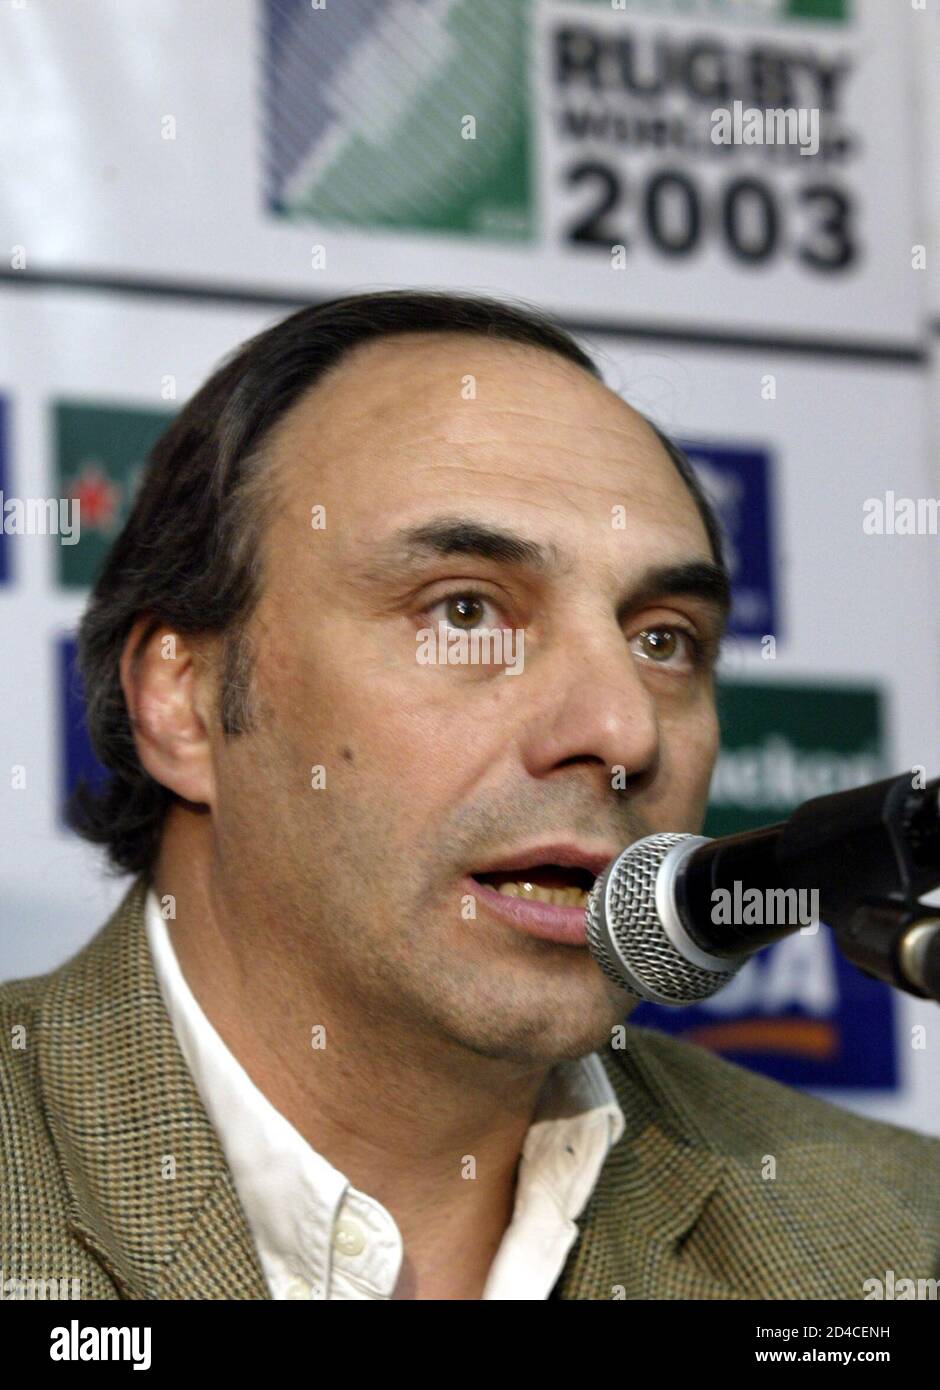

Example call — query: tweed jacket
[2,876,939,1301]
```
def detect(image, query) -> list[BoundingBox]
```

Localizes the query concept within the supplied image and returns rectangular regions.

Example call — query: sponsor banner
[53,401,173,589]
[262,0,853,243]
[266,0,920,336]
[58,634,109,829]
[707,679,883,835]
[637,936,896,1089]
[634,678,895,1089]
[0,0,923,341]
[262,0,533,239]
[536,0,866,282]
[683,440,778,641]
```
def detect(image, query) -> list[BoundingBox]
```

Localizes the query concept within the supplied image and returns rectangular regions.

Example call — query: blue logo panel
[682,440,778,641]
[59,634,109,826]
[633,931,896,1090]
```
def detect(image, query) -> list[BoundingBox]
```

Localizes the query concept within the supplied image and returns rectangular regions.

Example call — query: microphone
[586,772,940,1007]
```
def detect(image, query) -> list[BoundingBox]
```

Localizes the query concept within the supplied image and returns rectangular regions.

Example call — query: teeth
[496,881,589,907]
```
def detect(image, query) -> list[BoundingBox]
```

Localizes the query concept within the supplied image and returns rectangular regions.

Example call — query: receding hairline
[253,329,717,577]
[313,324,605,374]
[252,326,682,498]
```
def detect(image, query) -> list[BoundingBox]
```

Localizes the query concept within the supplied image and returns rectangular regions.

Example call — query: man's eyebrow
[357,518,565,580]
[623,560,732,626]
[354,520,731,623]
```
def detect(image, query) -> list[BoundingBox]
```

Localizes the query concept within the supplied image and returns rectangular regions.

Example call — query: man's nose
[518,623,660,786]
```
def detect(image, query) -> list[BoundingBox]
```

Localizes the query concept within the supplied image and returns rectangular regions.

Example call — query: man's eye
[632,627,701,667]
[428,592,500,632]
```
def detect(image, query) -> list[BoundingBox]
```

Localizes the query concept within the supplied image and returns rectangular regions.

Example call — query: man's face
[208,332,726,1064]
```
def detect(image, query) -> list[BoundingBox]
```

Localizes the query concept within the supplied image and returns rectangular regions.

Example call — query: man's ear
[119,616,218,808]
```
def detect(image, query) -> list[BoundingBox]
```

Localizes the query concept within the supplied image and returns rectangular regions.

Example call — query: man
[2,290,938,1301]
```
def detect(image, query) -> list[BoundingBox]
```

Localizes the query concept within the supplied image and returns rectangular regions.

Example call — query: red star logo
[65,463,121,533]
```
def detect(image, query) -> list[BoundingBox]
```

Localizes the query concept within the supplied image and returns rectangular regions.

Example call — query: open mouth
[471,864,595,909]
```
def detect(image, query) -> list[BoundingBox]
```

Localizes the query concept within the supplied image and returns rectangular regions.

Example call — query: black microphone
[586,772,940,1007]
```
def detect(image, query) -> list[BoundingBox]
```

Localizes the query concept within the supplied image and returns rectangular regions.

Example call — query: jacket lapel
[38,876,270,1300]
[555,1044,742,1300]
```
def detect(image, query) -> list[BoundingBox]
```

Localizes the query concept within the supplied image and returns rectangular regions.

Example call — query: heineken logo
[710,735,882,811]
[64,463,121,534]
[54,401,172,590]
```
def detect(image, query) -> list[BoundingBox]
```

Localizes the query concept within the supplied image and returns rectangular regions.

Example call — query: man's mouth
[462,845,616,946]
[471,865,595,908]
[466,844,616,911]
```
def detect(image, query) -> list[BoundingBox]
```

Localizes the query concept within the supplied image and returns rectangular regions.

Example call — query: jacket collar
[38,875,733,1300]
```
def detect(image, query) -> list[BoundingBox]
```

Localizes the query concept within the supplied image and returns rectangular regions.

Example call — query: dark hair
[68,288,726,877]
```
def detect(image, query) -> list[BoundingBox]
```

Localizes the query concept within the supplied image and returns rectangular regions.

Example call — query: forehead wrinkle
[317,380,646,450]
[286,396,667,488]
[430,409,660,456]
[422,438,662,468]
[409,458,693,521]
[435,401,653,438]
[402,418,684,490]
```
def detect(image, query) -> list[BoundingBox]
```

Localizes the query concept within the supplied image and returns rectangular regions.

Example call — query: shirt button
[285,1277,311,1299]
[332,1218,366,1256]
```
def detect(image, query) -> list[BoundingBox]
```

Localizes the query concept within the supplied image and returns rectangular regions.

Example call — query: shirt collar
[144,887,625,1297]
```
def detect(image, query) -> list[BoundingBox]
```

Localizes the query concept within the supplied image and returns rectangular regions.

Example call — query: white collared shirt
[144,889,625,1300]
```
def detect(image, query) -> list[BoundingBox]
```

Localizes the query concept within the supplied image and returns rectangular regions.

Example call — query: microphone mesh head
[586,832,741,1006]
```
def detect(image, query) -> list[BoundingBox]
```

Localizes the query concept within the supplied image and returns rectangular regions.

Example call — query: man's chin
[437,974,634,1068]
[406,886,638,1060]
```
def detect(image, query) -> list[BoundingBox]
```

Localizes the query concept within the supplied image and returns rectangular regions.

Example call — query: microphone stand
[779,774,940,1003]
[836,898,940,1003]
